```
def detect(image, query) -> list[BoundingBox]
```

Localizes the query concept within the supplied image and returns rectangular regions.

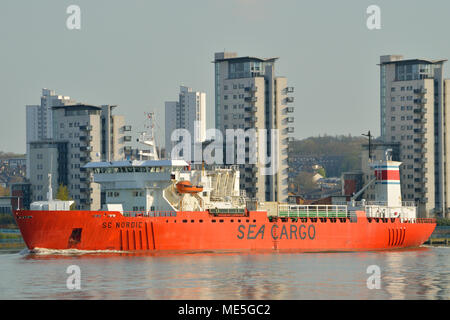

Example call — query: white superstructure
[84,160,245,213]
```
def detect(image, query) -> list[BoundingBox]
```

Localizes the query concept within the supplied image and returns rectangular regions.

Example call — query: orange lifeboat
[176,181,203,194]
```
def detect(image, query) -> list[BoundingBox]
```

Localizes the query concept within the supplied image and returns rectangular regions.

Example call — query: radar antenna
[137,112,159,160]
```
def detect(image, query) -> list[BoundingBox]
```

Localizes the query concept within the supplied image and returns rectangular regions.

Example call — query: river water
[0,246,449,300]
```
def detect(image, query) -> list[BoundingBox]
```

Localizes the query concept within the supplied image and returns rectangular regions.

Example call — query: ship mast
[362,130,373,161]
[137,112,159,160]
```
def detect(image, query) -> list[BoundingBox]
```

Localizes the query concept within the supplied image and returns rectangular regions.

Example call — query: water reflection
[0,247,448,299]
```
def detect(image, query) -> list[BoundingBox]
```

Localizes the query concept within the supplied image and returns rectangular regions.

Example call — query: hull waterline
[14,210,436,253]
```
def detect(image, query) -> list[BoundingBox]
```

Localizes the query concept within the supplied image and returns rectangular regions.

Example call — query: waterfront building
[213,52,294,202]
[26,89,76,179]
[29,103,132,210]
[379,55,450,217]
[165,86,206,160]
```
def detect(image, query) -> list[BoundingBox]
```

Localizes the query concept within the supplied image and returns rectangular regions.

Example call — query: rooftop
[51,104,102,111]
[84,159,189,169]
[379,55,447,66]
[213,52,278,63]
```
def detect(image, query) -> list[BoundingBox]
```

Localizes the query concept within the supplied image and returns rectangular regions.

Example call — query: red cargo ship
[15,157,436,252]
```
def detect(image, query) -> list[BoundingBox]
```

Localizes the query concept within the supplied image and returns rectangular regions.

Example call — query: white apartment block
[26,88,75,178]
[214,52,294,202]
[380,55,450,218]
[165,86,206,160]
[29,101,132,210]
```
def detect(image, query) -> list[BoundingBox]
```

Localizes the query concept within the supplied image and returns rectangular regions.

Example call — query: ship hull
[14,210,436,252]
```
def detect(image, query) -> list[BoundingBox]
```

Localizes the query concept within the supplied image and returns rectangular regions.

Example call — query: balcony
[124,136,132,142]
[124,146,132,153]
[287,127,294,133]
[413,107,427,114]
[286,117,294,123]
[286,107,294,113]
[244,87,258,93]
[414,128,427,134]
[80,146,93,152]
[414,138,424,144]
[123,125,132,131]
[79,125,92,131]
[244,97,258,103]
[244,106,257,113]
[416,157,428,163]
[244,116,257,123]
[414,98,427,105]
[286,87,294,93]
[286,97,294,103]
[245,177,257,184]
[414,118,427,124]
[414,88,427,95]
[79,135,93,142]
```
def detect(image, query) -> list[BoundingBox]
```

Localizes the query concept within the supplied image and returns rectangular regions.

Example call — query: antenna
[137,111,159,160]
[362,131,373,161]
[47,156,53,201]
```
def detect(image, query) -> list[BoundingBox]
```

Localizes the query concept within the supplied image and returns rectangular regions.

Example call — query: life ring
[392,211,399,218]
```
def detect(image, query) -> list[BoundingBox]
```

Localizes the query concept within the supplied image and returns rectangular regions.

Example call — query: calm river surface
[0,246,449,300]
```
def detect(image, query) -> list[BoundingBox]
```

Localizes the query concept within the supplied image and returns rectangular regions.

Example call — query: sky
[1,0,450,153]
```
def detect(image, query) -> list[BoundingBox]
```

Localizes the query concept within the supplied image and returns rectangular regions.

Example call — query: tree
[56,184,76,210]
[294,172,318,192]
[317,167,326,178]
[56,184,70,200]
[0,185,10,196]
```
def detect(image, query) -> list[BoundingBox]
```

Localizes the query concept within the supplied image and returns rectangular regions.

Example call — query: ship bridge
[83,160,245,214]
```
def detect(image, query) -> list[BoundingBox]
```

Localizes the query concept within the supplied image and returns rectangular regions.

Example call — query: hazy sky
[1,0,450,153]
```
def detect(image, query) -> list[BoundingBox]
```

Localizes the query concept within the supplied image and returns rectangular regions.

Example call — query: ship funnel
[372,159,402,207]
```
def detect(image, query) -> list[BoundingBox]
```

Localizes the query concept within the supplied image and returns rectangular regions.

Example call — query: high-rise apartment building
[214,52,294,202]
[165,86,206,160]
[28,100,132,210]
[26,88,76,178]
[379,55,450,217]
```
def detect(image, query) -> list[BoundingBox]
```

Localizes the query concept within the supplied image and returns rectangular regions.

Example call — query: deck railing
[278,205,349,218]
[121,211,177,217]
